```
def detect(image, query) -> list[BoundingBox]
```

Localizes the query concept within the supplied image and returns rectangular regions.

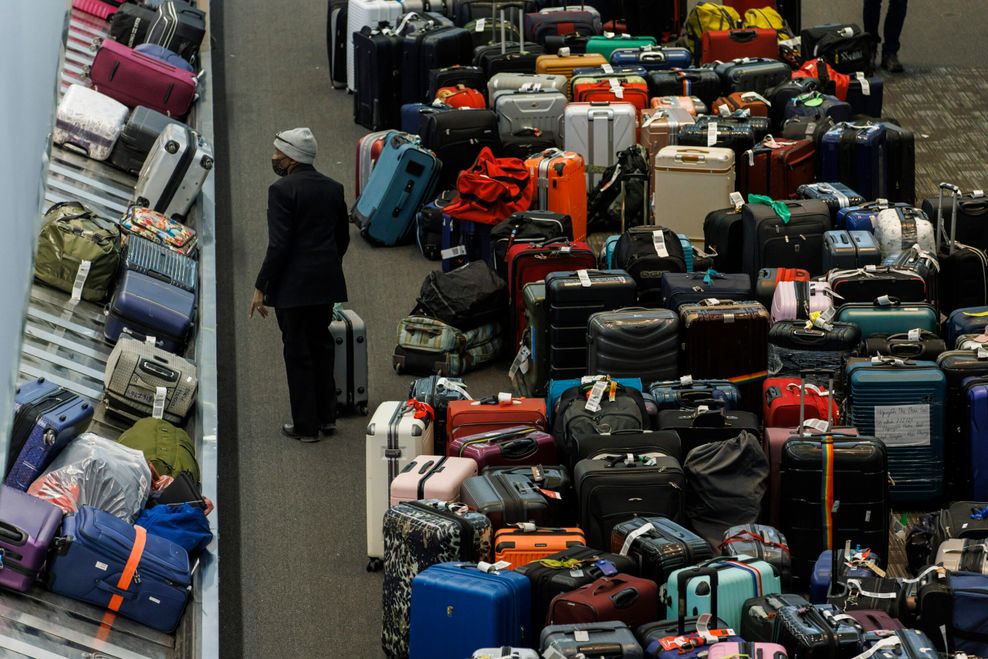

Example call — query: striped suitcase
[124,235,198,292]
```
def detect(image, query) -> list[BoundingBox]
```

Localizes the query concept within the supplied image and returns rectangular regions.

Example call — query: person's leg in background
[303,304,338,434]
[863,0,882,69]
[276,306,321,440]
[882,0,908,72]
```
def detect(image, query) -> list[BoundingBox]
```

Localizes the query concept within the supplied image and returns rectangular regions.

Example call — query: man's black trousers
[275,304,336,436]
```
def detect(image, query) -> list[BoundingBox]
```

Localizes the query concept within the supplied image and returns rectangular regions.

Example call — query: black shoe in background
[882,53,904,73]
[282,423,320,443]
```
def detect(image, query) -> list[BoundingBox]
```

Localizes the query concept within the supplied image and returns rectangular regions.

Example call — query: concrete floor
[210,1,988,656]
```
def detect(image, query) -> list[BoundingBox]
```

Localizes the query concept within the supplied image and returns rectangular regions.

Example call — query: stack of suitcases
[335,0,988,657]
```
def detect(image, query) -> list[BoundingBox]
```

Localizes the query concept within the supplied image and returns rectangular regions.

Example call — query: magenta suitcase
[449,425,557,469]
[0,486,64,592]
[89,38,197,118]
[709,643,788,659]
[845,610,904,631]
[389,455,478,506]
[73,0,118,19]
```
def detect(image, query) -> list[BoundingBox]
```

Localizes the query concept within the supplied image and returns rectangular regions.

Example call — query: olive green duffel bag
[35,201,122,302]
[118,417,200,485]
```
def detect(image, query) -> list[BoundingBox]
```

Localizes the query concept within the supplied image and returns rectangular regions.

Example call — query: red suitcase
[446,396,548,454]
[448,426,557,469]
[89,38,197,118]
[738,136,816,200]
[73,0,118,19]
[763,377,839,428]
[700,28,779,64]
[506,240,596,345]
[547,574,659,627]
[724,0,777,13]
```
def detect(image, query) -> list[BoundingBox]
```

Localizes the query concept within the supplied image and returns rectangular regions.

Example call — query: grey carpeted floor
[211,1,988,657]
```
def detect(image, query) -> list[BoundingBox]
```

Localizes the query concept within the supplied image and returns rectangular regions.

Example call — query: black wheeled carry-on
[934,183,988,316]
[353,24,403,131]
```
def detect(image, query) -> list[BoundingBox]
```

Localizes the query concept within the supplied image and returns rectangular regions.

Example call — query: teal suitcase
[585,34,657,60]
[665,556,781,631]
[834,300,937,338]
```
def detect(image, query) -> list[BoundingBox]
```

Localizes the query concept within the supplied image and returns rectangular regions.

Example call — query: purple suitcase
[89,38,197,118]
[449,426,558,469]
[0,486,64,591]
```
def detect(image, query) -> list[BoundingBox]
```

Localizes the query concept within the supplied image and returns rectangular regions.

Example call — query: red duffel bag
[443,148,535,224]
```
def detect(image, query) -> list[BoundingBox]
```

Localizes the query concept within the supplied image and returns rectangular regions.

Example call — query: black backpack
[587,144,650,233]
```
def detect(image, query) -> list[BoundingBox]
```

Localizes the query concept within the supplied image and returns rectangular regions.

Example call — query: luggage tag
[729,191,745,212]
[577,269,593,287]
[652,230,669,258]
[474,18,486,32]
[440,244,467,260]
[543,647,568,659]
[619,521,655,555]
[854,72,871,96]
[608,77,624,99]
[707,120,719,147]
[680,375,694,386]
[152,386,167,420]
[585,380,608,412]
[508,345,531,380]
[601,64,614,74]
[594,559,618,576]
[70,260,92,304]
[477,560,511,573]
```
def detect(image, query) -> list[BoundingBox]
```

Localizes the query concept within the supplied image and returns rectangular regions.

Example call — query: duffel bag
[35,201,122,303]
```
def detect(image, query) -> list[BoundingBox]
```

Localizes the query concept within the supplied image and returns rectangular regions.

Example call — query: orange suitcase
[572,77,650,113]
[494,526,587,568]
[525,149,588,241]
[534,51,608,95]
[712,91,771,118]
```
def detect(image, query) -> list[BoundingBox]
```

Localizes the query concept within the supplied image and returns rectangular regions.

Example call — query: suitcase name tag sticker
[653,230,670,257]
[508,345,531,379]
[707,121,718,146]
[70,260,92,304]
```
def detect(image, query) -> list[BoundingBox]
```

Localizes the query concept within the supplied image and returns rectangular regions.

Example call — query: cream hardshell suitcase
[563,101,637,190]
[365,401,434,567]
[388,454,478,506]
[133,122,214,221]
[53,84,129,161]
[653,145,735,244]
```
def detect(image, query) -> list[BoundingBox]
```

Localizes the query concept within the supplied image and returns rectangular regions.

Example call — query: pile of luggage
[334,1,988,658]
[2,0,215,635]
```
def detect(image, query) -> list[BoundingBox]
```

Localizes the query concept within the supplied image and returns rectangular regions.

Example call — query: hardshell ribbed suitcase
[104,269,196,352]
[610,516,714,586]
[53,84,129,161]
[103,335,198,425]
[89,38,197,118]
[523,150,589,241]
[133,122,214,221]
[665,557,782,631]
[494,527,586,568]
[110,106,184,176]
[330,308,369,415]
[563,102,638,190]
[713,57,792,96]
[0,486,63,591]
[586,308,679,383]
[388,455,477,505]
[774,604,862,659]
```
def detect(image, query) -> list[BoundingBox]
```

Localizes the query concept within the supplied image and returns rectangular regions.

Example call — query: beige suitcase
[653,146,735,244]
[640,107,695,193]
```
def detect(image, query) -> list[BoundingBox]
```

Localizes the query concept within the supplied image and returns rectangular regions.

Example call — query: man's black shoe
[282,423,320,443]
[319,422,337,436]
[882,53,904,73]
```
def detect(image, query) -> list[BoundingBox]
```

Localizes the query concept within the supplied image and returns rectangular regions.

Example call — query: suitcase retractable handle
[937,182,962,256]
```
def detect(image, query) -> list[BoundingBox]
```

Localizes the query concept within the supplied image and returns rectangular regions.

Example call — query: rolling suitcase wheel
[367,557,383,572]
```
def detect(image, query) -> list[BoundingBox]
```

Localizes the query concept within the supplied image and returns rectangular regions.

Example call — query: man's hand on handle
[249,288,269,319]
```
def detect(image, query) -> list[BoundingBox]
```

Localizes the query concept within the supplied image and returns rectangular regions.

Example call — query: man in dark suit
[249,128,350,442]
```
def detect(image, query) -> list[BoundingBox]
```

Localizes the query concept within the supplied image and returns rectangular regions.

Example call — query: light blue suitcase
[665,556,781,631]
[847,357,946,503]
[351,131,441,247]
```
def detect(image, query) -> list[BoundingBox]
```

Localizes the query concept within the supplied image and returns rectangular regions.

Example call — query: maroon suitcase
[89,38,197,118]
[546,574,659,627]
[448,425,557,468]
[845,610,905,631]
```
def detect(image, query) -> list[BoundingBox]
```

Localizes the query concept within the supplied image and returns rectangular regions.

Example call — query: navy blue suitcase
[47,506,192,633]
[797,182,865,222]
[409,562,531,658]
[440,215,493,273]
[400,102,453,136]
[134,43,193,72]
[610,46,692,70]
[401,26,475,104]
[124,235,198,293]
[946,307,988,348]
[7,379,93,491]
[836,201,914,232]
[648,378,740,411]
[821,121,915,204]
[845,74,884,118]
[784,92,853,124]
[659,271,752,310]
[104,270,196,352]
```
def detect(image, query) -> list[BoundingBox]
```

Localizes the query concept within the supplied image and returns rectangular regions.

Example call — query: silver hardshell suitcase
[330,308,369,416]
[494,89,568,144]
[563,101,637,189]
[53,84,129,161]
[133,122,214,220]
[487,72,568,104]
[935,538,988,575]
[103,335,199,425]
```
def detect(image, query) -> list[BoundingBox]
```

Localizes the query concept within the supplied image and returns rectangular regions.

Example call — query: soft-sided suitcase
[736,136,815,202]
[7,380,94,492]
[103,335,198,425]
[719,524,792,588]
[660,271,753,310]
[703,207,744,273]
[107,3,158,49]
[611,516,713,586]
[784,92,852,125]
[493,526,586,567]
[713,91,771,119]
[401,26,475,103]
[410,562,531,657]
[104,269,195,352]
[679,300,769,381]
[936,538,988,574]
[134,43,193,72]
[133,122,214,221]
[653,146,736,244]
[329,308,369,415]
[843,609,904,632]
[755,267,810,307]
[141,0,205,62]
[562,102,637,190]
[352,25,402,131]
[450,426,557,468]
[827,268,930,306]
[522,152,588,241]
[586,308,679,382]
[700,29,778,64]
[53,84,129,161]
[547,573,659,628]
[541,621,644,659]
[665,556,782,631]
[460,466,572,531]
[429,65,487,100]
[365,401,434,567]
[388,454,477,505]
[446,396,548,450]
[382,499,491,658]
[352,131,441,245]
[0,486,63,592]
[472,649,538,659]
[801,23,875,75]
[416,190,454,260]
[770,280,834,323]
[47,506,191,633]
[110,106,184,176]
[476,42,546,78]
[742,199,831,278]
[89,38,197,118]
[656,408,761,456]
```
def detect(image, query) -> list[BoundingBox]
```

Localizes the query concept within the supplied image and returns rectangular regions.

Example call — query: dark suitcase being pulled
[109,106,184,175]
[586,308,679,383]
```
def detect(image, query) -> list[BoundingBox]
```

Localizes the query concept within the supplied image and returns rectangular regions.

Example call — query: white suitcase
[487,72,568,104]
[873,206,936,260]
[563,101,637,190]
[365,401,434,567]
[495,90,567,144]
[53,84,129,162]
[346,0,425,91]
[653,145,735,244]
[388,454,477,506]
[935,538,988,574]
[133,122,214,221]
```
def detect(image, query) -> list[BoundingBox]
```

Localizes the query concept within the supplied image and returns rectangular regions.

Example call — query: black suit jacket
[254,164,350,308]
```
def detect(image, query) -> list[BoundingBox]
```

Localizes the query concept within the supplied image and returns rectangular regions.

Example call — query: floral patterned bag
[121,206,198,257]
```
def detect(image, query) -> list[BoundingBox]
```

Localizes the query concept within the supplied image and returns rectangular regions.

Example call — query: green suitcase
[585,35,657,61]
[512,282,548,397]
[834,300,938,338]
[118,417,200,485]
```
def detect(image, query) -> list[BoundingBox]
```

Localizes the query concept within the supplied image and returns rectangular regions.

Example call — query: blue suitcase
[821,123,887,202]
[834,300,938,337]
[47,506,192,633]
[409,562,531,658]
[797,182,866,222]
[665,556,782,631]
[648,378,740,411]
[845,75,884,118]
[8,379,93,491]
[440,214,493,273]
[104,269,196,352]
[352,131,441,247]
[964,377,988,500]
[659,271,752,310]
[946,307,988,348]
[847,357,947,503]
[836,201,915,232]
[610,46,692,70]
[785,92,853,124]
[124,234,198,293]
[400,103,453,137]
[809,548,883,604]
[546,377,642,424]
[134,43,193,72]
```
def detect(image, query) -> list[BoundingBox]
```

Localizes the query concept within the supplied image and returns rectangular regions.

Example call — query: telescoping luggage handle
[796,368,835,435]
[937,182,962,256]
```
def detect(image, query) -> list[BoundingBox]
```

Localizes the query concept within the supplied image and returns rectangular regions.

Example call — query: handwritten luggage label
[874,404,930,446]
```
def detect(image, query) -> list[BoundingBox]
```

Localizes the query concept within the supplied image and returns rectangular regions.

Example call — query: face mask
[272,158,290,177]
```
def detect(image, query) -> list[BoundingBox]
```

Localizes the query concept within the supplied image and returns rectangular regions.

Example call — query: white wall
[0,1,66,457]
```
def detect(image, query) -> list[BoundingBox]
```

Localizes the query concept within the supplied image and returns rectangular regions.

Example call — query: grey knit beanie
[274,127,317,164]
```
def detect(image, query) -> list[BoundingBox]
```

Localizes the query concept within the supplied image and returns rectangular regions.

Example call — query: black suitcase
[474,42,545,77]
[515,545,638,639]
[460,465,573,531]
[328,1,348,89]
[636,615,732,650]
[883,120,916,205]
[401,26,475,104]
[659,271,753,310]
[677,115,769,162]
[826,268,929,303]
[741,199,831,278]
[922,187,988,253]
[422,109,500,191]
[610,516,713,587]
[455,0,534,27]
[426,64,487,99]
[569,429,683,472]
[647,68,721,106]
[774,603,863,659]
[862,331,946,361]
[353,25,402,130]
[144,0,205,63]
[678,300,770,382]
[613,227,688,306]
[767,77,819,132]
[932,184,988,316]
[415,190,456,261]
[767,320,861,378]
[740,593,811,641]
[780,435,889,587]
[545,270,638,381]
[703,207,744,274]
[713,58,792,96]
[501,132,558,159]
[107,3,158,49]
[586,308,679,383]
[801,23,876,75]
[408,374,470,455]
[656,408,761,456]
[109,106,183,175]
[573,450,685,548]
[490,210,572,277]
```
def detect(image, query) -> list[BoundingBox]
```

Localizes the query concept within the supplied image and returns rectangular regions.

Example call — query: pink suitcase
[448,425,557,469]
[89,38,197,118]
[709,642,788,659]
[73,0,118,19]
[388,455,478,506]
[770,280,835,323]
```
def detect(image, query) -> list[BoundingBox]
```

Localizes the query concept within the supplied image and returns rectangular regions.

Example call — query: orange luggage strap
[102,525,147,620]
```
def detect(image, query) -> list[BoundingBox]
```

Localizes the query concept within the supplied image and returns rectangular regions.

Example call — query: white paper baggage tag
[707,120,719,147]
[652,230,669,257]
[746,149,755,167]
[582,375,607,384]
[474,18,486,31]
[152,386,167,420]
[585,380,607,412]
[497,391,513,404]
[619,522,654,556]
[730,191,744,212]
[718,104,731,117]
[801,418,830,433]
[601,63,613,74]
[679,375,694,386]
[805,121,817,138]
[974,190,985,198]
[145,335,158,348]
[577,269,592,287]
[441,245,467,260]
[608,77,624,99]
[508,345,531,379]
[855,72,871,96]
[543,647,568,659]
[70,259,92,304]
[573,630,590,642]
[908,328,922,341]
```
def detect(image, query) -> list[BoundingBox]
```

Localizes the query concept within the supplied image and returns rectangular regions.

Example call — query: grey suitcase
[563,102,638,190]
[123,235,198,293]
[330,308,369,416]
[133,122,215,221]
[487,72,569,104]
[822,230,882,272]
[540,621,643,658]
[494,89,568,144]
[586,308,679,382]
[103,335,199,425]
[110,106,185,175]
[935,538,988,575]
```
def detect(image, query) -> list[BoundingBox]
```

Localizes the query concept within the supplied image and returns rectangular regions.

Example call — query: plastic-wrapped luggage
[53,84,129,161]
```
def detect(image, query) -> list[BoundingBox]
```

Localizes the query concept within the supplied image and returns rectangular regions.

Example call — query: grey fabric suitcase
[330,308,369,416]
[133,122,215,221]
[110,106,184,175]
[540,621,643,658]
[586,308,679,383]
[123,235,198,293]
[103,335,199,425]
[494,89,568,144]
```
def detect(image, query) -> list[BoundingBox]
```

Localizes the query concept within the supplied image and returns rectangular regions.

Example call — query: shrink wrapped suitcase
[53,84,129,161]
